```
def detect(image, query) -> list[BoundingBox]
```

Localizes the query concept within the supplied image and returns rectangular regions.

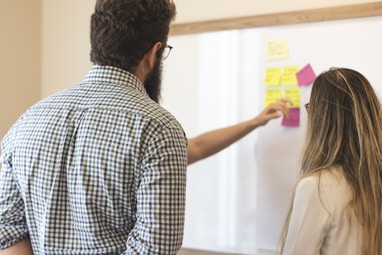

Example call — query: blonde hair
[280,67,382,254]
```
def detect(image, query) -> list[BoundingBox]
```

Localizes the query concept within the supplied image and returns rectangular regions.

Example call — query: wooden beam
[170,2,382,35]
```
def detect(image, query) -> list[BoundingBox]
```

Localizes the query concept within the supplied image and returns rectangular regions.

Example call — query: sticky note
[296,64,317,86]
[284,88,301,107]
[280,66,300,86]
[266,39,289,61]
[264,67,282,86]
[282,108,300,127]
[263,89,283,107]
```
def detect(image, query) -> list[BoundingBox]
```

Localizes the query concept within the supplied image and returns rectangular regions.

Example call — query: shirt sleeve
[124,125,188,255]
[0,130,29,249]
[282,176,331,255]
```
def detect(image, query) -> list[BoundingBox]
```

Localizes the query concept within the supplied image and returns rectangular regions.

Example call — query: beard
[144,58,162,103]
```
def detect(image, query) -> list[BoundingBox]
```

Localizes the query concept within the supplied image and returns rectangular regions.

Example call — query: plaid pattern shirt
[0,66,188,255]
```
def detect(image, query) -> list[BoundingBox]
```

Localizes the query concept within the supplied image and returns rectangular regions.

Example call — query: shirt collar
[82,65,149,97]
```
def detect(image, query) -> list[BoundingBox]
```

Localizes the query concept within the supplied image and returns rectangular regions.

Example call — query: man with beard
[0,1,187,255]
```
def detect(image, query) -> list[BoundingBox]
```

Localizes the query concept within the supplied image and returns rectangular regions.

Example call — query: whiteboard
[162,16,382,254]
[255,16,382,253]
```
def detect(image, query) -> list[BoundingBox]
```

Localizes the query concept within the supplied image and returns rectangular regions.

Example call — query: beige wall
[174,0,378,23]
[41,0,94,97]
[0,0,377,137]
[40,0,379,98]
[0,1,41,139]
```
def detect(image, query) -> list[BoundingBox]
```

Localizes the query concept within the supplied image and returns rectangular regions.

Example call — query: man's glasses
[162,44,173,60]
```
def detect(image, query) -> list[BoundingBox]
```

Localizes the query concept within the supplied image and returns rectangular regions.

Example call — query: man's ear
[146,42,163,69]
[134,42,163,83]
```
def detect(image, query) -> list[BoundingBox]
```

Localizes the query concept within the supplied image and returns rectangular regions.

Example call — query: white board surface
[162,16,382,254]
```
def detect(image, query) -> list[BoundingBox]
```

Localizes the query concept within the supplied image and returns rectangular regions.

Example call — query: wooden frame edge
[170,2,382,35]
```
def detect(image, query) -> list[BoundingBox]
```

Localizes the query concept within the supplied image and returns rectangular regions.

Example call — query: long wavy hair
[90,0,176,72]
[280,67,382,254]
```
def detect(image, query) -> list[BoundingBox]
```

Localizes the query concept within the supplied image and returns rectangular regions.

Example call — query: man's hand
[255,98,293,127]
[0,238,33,255]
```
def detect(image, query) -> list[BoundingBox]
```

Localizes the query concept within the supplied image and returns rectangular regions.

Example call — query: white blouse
[282,168,363,255]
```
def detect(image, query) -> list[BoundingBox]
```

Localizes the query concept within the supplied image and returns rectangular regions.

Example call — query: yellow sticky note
[284,88,301,107]
[281,66,300,86]
[264,67,282,86]
[267,39,289,61]
[263,88,283,107]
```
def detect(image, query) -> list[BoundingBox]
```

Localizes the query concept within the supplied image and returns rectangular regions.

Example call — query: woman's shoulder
[300,166,344,186]
[297,167,347,198]
[320,166,346,189]
[299,166,350,209]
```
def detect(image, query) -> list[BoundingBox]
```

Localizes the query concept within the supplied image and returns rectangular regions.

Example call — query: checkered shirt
[0,65,188,255]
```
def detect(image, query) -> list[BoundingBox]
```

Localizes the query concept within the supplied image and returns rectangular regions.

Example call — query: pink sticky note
[282,108,300,127]
[296,64,316,86]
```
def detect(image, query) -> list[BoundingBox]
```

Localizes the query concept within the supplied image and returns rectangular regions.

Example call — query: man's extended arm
[187,99,291,164]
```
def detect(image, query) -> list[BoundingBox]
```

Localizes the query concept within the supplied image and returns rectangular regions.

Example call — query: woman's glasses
[304,103,310,112]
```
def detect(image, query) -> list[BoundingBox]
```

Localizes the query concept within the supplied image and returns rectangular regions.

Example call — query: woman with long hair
[280,67,382,254]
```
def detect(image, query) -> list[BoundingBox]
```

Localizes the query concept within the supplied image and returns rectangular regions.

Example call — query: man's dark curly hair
[90,0,176,72]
